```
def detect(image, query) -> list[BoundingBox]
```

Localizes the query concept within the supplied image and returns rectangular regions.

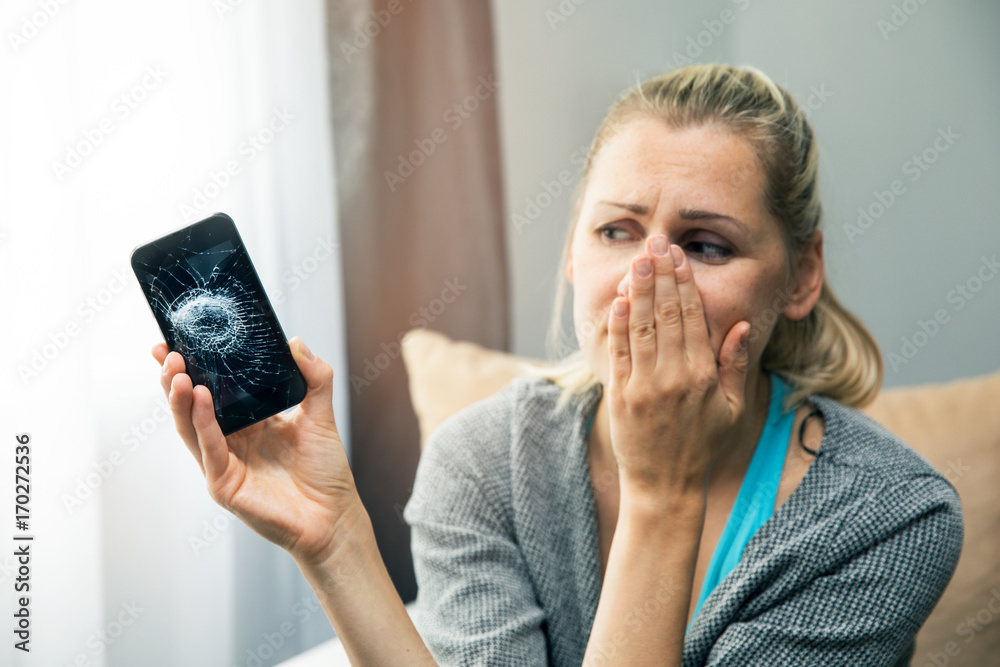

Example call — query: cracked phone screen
[132,218,305,433]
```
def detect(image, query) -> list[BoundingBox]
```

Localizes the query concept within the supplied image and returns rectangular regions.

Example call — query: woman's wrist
[586,471,705,665]
[292,496,378,586]
[618,472,708,527]
[291,500,438,666]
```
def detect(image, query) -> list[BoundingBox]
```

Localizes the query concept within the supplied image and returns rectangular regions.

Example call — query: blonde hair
[524,63,883,412]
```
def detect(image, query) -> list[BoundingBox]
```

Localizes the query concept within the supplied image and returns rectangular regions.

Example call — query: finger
[168,371,206,475]
[668,244,712,365]
[627,252,658,376]
[607,296,631,388]
[718,321,751,418]
[190,384,230,483]
[151,342,169,365]
[289,337,337,427]
[646,236,683,375]
[160,350,186,398]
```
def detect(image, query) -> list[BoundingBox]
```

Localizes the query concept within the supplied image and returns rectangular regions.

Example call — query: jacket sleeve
[402,391,549,667]
[701,474,964,667]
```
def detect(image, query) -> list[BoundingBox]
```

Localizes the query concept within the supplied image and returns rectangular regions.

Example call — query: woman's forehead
[585,118,765,210]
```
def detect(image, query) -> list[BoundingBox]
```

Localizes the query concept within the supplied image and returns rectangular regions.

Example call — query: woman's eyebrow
[598,200,649,215]
[597,201,749,235]
[678,207,749,234]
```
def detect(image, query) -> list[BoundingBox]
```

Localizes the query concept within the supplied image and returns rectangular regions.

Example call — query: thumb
[289,337,336,422]
[718,322,751,418]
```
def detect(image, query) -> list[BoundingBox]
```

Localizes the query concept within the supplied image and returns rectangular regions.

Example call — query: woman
[153,64,963,666]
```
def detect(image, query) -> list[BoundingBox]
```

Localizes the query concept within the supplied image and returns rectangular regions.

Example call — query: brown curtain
[326,0,508,599]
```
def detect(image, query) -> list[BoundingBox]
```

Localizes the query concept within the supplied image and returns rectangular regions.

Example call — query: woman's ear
[783,231,824,321]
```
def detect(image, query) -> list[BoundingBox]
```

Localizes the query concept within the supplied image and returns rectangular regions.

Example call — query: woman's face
[566,117,822,388]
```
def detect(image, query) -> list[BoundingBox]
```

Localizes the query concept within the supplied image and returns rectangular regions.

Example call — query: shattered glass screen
[132,222,304,431]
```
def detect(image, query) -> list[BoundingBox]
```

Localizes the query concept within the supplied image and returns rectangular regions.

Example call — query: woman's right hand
[152,337,360,568]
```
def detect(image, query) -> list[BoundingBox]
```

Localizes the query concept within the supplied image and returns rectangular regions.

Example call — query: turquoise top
[582,372,795,634]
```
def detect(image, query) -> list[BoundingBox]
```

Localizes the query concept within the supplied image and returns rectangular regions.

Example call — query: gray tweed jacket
[403,375,963,666]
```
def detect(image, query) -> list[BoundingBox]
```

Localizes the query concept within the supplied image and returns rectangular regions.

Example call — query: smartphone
[131,212,307,435]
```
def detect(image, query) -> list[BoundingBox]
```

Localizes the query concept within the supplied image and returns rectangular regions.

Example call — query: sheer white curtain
[0,1,347,665]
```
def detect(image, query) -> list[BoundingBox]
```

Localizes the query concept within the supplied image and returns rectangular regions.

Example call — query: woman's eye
[598,224,633,243]
[598,225,733,260]
[686,240,732,260]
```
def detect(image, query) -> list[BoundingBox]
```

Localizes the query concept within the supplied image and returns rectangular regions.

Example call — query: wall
[493,0,1000,388]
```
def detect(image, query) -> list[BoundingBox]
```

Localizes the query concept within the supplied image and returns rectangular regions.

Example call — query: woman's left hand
[607,234,751,502]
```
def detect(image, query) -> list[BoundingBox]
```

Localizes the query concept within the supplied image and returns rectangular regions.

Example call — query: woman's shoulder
[796,393,963,527]
[406,375,592,527]
[744,393,965,607]
[418,375,586,475]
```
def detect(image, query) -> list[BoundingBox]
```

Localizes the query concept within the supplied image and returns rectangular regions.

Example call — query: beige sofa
[400,327,1000,665]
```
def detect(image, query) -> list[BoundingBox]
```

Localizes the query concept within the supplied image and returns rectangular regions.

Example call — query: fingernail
[670,244,684,268]
[636,256,652,278]
[649,235,668,256]
[613,299,628,318]
[299,339,316,360]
